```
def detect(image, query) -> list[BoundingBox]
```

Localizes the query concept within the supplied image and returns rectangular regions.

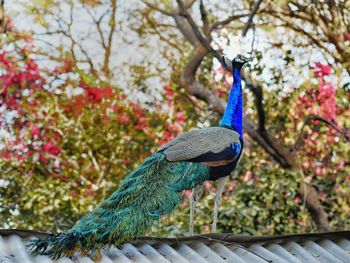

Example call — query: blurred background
[0,0,349,236]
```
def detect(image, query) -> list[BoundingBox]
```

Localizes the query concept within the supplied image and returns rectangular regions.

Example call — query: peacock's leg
[212,176,228,233]
[189,184,203,236]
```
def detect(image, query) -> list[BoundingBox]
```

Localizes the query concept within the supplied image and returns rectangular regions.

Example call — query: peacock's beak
[236,55,252,71]
[236,55,252,64]
[222,55,252,72]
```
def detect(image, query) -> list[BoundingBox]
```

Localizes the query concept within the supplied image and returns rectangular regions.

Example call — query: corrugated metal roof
[0,230,350,262]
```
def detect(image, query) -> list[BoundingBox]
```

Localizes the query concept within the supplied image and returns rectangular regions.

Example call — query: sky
[4,0,347,97]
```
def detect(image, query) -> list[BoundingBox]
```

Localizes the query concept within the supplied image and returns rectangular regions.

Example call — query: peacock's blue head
[223,55,251,73]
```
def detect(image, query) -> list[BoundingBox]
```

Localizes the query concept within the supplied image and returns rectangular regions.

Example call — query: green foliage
[0,161,82,230]
[156,148,315,236]
[30,153,210,258]
[1,0,350,239]
[0,44,174,232]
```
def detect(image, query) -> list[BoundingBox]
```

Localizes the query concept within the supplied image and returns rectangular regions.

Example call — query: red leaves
[43,141,61,156]
[0,51,44,113]
[0,48,65,167]
[295,61,348,178]
[35,141,61,166]
[0,41,169,189]
[25,59,39,74]
[158,111,186,146]
[215,85,229,98]
[64,87,115,115]
[85,87,114,103]
[31,125,40,137]
[85,88,103,102]
[214,65,232,98]
[163,85,174,106]
[176,112,186,123]
[318,82,337,122]
[311,62,332,78]
[0,52,14,70]
[127,102,150,130]
[135,116,148,131]
[118,113,130,124]
[163,85,174,96]
[53,59,73,74]
[62,60,73,73]
[158,84,188,145]
[303,62,337,122]
[158,130,175,146]
[129,102,145,117]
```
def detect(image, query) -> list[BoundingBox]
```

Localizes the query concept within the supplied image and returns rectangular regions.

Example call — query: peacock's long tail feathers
[29,152,210,259]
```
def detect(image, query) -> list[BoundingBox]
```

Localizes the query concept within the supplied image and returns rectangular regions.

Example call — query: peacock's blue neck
[220,68,244,140]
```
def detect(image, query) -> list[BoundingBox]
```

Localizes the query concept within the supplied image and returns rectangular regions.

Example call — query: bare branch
[272,15,343,63]
[300,182,331,232]
[102,0,117,77]
[244,75,266,132]
[59,25,97,76]
[142,0,175,17]
[171,0,330,231]
[265,6,349,70]
[143,0,200,45]
[84,6,109,49]
[0,0,5,33]
[183,0,197,9]
[293,115,350,151]
[67,2,77,64]
[176,0,223,63]
[242,0,263,36]
[210,13,250,31]
[179,46,291,168]
[174,0,292,167]
[179,46,224,112]
[199,0,209,38]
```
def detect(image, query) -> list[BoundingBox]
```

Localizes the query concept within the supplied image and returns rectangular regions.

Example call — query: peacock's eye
[148,210,160,217]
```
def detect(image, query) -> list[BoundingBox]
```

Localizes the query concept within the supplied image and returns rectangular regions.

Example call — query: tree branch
[300,182,331,232]
[0,0,5,33]
[102,0,117,77]
[210,13,250,31]
[244,75,266,132]
[59,23,97,76]
[199,0,210,38]
[176,0,224,61]
[242,0,263,36]
[175,0,292,167]
[146,0,331,231]
[265,5,349,72]
[142,0,175,17]
[293,115,350,151]
[84,6,109,49]
[179,46,291,168]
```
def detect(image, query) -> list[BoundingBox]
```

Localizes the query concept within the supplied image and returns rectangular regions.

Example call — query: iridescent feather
[29,55,250,259]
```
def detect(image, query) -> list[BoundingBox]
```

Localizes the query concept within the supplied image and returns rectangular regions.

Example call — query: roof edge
[1,229,350,245]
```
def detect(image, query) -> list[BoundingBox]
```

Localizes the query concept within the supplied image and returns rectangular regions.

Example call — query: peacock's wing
[29,152,210,258]
[159,126,241,162]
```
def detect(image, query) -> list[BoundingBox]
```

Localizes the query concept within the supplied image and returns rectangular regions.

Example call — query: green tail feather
[29,152,210,259]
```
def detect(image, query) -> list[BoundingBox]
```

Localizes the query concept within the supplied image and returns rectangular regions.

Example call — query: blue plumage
[220,61,244,140]
[29,55,250,259]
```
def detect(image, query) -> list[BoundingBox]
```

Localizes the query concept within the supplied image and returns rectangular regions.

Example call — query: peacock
[29,54,250,259]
